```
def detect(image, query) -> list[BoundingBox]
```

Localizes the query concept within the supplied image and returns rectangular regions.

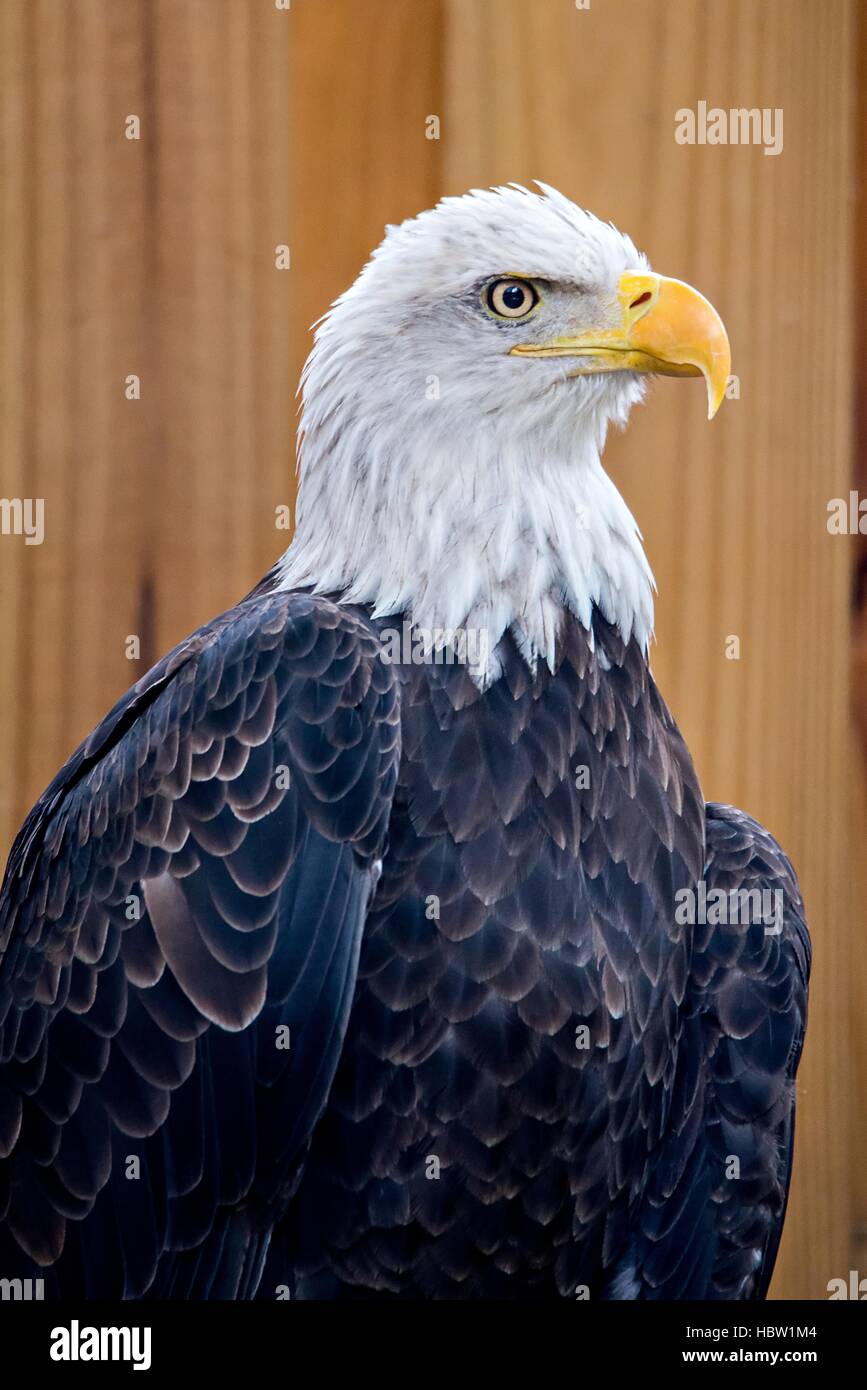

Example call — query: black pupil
[502,284,526,310]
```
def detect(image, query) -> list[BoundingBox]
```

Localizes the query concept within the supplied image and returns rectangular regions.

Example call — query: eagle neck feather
[275,421,655,688]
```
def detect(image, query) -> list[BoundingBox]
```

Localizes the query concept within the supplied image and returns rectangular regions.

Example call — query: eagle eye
[485,278,540,320]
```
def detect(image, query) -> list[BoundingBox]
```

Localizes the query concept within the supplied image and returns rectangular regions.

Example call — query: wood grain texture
[0,0,154,853]
[0,0,293,841]
[288,0,443,389]
[851,0,867,1278]
[0,0,860,1299]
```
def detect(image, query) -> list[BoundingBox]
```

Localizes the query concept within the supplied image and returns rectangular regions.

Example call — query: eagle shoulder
[0,590,400,1297]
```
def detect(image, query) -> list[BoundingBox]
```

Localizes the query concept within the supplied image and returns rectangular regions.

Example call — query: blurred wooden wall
[0,0,860,1299]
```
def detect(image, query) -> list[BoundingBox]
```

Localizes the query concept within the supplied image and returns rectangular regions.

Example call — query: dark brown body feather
[0,592,809,1299]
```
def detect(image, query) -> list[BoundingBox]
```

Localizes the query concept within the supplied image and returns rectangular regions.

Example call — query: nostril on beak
[629,291,653,310]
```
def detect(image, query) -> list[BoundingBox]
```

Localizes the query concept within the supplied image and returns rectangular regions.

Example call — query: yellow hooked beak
[509,271,731,419]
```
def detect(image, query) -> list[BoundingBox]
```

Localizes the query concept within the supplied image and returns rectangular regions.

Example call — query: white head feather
[276,183,656,685]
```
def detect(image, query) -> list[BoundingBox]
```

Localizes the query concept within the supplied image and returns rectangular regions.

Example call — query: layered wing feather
[0,591,399,1298]
[617,801,810,1299]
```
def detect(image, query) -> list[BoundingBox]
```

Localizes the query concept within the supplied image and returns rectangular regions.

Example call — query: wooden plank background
[0,0,860,1299]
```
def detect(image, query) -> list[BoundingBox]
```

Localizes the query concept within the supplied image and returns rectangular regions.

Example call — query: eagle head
[278,184,730,683]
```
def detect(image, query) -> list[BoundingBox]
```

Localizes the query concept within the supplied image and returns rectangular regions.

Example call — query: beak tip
[705,352,731,420]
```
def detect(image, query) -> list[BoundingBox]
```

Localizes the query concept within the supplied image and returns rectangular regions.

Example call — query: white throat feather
[276,423,654,688]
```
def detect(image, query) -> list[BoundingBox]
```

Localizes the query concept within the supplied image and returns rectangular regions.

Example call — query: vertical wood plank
[0,0,29,847]
[0,0,153,847]
[850,0,867,1279]
[0,0,295,847]
[150,0,292,647]
[287,0,444,387]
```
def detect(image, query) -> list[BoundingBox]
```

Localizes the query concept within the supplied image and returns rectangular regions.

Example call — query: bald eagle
[0,185,809,1301]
